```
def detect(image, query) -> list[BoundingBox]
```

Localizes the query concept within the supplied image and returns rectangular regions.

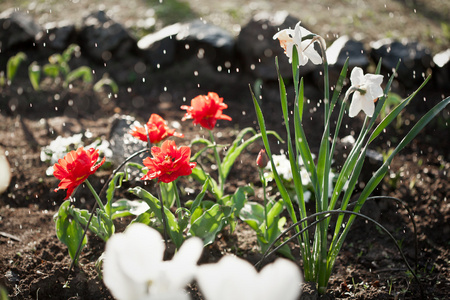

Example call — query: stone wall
[1,8,449,98]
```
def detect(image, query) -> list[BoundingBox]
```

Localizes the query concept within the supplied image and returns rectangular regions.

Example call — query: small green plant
[41,44,93,88]
[1,45,118,94]
[0,52,27,87]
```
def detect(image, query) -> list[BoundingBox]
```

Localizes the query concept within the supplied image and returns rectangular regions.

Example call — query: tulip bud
[256,149,269,169]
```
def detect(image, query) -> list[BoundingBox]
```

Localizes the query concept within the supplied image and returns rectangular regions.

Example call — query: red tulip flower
[130,114,184,144]
[141,140,197,183]
[256,149,269,169]
[53,147,106,199]
[180,92,232,130]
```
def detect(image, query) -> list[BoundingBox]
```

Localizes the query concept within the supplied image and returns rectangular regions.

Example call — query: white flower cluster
[103,223,303,300]
[264,153,341,203]
[40,132,112,175]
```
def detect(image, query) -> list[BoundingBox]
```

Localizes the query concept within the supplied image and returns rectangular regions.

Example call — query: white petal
[273,29,290,41]
[360,95,375,117]
[364,73,384,86]
[349,93,364,118]
[103,233,148,300]
[172,237,203,265]
[302,41,322,65]
[257,259,303,300]
[152,237,203,293]
[350,67,365,87]
[367,82,384,100]
[138,291,191,300]
[118,224,165,282]
[297,47,309,66]
[196,256,257,300]
[0,148,11,194]
[293,22,303,45]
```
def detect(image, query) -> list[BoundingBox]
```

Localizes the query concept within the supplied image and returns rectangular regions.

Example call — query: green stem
[259,168,268,240]
[173,179,182,220]
[209,130,224,193]
[85,179,106,212]
[156,183,168,248]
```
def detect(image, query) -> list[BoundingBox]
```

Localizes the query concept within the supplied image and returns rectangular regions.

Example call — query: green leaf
[54,200,87,264]
[43,64,60,78]
[28,62,41,91]
[65,66,93,87]
[331,95,450,278]
[190,166,221,199]
[250,85,296,224]
[239,202,264,230]
[368,75,431,144]
[111,199,150,219]
[267,199,284,226]
[189,203,225,246]
[93,74,119,94]
[129,187,184,248]
[190,207,204,224]
[106,172,125,216]
[189,177,210,214]
[67,206,114,241]
[62,44,79,62]
[7,52,27,83]
[131,211,154,225]
[190,138,213,161]
[221,127,283,181]
[160,181,176,208]
[329,58,349,112]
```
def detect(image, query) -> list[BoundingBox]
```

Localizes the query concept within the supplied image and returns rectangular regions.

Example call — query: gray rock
[36,21,76,51]
[432,49,450,91]
[236,11,318,80]
[138,20,235,69]
[79,10,136,61]
[138,23,182,68]
[327,35,369,69]
[108,114,147,167]
[370,38,432,89]
[176,19,235,66]
[0,9,41,51]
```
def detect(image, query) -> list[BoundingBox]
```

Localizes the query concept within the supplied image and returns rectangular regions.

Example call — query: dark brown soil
[1,61,449,299]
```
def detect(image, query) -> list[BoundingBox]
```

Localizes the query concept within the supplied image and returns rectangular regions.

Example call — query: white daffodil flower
[196,255,303,300]
[348,67,384,118]
[103,223,203,300]
[273,21,322,65]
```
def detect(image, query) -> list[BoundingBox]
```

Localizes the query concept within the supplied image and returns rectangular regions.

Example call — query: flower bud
[256,149,269,169]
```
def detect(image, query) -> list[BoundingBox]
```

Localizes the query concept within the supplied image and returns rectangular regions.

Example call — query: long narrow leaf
[275,58,305,214]
[329,58,349,113]
[221,128,283,180]
[333,95,450,271]
[250,85,297,225]
[369,76,431,144]
[189,177,210,214]
[129,187,184,248]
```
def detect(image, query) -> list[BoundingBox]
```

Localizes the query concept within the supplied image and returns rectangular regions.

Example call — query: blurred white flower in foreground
[273,21,322,65]
[103,223,203,300]
[196,255,303,300]
[348,67,384,118]
[0,147,11,194]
